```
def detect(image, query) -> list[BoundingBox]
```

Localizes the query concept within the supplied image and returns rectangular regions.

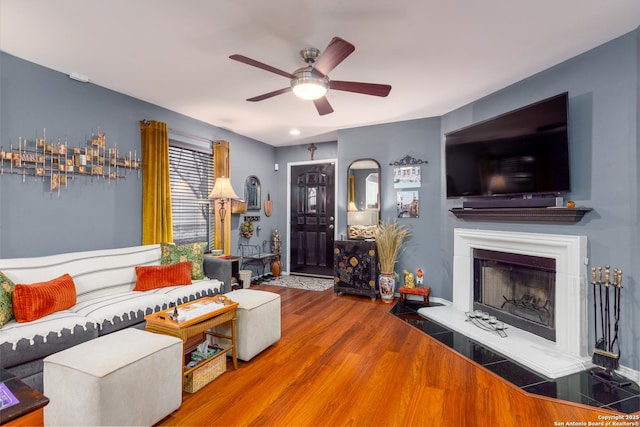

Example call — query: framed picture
[397,190,419,218]
[393,166,421,189]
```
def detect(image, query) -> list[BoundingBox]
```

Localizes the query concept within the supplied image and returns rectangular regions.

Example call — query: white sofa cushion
[0,244,162,303]
[71,292,170,334]
[0,310,99,367]
[145,278,224,303]
[70,280,224,334]
[0,311,98,349]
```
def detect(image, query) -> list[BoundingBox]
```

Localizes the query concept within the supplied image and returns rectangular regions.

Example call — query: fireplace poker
[591,267,598,343]
[597,266,605,349]
[590,264,632,387]
[604,265,611,352]
[610,270,622,354]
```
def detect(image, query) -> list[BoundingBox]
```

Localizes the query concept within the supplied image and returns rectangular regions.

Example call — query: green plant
[373,219,411,274]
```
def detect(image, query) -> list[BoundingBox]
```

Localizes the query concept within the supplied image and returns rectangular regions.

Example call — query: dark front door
[290,162,335,277]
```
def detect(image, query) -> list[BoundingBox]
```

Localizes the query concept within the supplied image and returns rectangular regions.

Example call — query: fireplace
[419,228,590,378]
[473,249,556,341]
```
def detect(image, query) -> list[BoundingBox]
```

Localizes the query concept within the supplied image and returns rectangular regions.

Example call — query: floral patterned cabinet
[333,240,379,301]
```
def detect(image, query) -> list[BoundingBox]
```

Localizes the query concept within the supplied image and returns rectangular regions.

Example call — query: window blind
[168,144,214,250]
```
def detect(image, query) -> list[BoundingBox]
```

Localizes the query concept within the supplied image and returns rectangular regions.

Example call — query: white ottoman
[43,328,183,427]
[216,289,281,361]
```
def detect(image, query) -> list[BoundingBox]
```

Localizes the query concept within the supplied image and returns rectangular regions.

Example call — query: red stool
[399,286,431,305]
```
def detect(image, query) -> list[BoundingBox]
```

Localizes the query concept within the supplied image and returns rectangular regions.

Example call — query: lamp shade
[208,177,239,200]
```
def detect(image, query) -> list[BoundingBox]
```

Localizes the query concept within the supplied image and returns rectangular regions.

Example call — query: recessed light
[289,129,301,136]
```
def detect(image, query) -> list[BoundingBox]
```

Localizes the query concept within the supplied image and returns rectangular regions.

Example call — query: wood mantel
[449,207,592,223]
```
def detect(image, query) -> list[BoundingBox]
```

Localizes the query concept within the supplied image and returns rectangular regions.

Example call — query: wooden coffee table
[144,295,239,386]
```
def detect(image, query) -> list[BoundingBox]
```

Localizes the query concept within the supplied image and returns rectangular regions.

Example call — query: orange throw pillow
[134,261,192,291]
[12,273,77,323]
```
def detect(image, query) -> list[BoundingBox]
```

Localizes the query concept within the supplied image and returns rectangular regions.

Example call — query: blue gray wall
[337,119,442,287]
[0,52,278,258]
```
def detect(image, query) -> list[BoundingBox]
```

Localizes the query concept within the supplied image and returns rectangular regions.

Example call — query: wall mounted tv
[445,92,570,201]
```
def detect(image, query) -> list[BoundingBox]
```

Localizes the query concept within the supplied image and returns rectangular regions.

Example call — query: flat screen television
[445,92,570,199]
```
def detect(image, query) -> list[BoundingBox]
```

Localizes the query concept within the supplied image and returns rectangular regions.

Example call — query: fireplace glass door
[473,249,556,341]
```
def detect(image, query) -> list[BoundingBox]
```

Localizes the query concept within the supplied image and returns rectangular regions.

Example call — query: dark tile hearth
[391,300,640,414]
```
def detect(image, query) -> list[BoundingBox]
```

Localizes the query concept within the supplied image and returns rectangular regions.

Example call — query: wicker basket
[184,355,226,393]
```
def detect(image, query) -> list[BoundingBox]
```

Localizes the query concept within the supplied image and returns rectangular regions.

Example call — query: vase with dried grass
[373,219,410,303]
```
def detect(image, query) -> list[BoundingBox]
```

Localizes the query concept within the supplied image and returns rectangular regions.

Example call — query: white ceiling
[1,1,639,147]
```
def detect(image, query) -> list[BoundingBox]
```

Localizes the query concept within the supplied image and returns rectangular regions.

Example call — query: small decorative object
[240,220,254,238]
[231,199,247,214]
[270,257,282,277]
[348,224,377,239]
[389,155,427,167]
[589,264,632,387]
[270,228,282,277]
[403,269,415,288]
[373,219,411,303]
[378,273,395,303]
[416,268,424,285]
[465,311,508,338]
[264,193,273,217]
[308,143,317,160]
[566,200,576,208]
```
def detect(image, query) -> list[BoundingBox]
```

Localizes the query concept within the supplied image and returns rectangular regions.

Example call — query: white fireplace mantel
[419,228,591,378]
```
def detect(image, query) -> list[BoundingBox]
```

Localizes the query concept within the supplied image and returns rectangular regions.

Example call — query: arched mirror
[244,175,261,211]
[347,159,380,239]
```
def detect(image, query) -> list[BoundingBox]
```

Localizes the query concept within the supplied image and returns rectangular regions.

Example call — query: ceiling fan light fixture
[291,68,329,100]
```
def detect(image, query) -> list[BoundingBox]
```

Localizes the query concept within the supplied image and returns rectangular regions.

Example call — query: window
[168,141,214,249]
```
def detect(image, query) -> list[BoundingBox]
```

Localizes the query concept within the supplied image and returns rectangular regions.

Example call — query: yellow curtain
[140,120,173,244]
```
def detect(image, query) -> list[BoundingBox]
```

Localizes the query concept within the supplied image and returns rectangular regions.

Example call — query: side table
[144,295,239,391]
[0,369,49,426]
[399,286,431,306]
[204,255,240,290]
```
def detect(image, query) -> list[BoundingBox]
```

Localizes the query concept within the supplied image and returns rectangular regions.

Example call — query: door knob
[330,216,335,222]
[329,224,334,230]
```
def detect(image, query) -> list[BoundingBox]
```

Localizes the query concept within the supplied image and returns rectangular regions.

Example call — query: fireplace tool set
[590,265,631,387]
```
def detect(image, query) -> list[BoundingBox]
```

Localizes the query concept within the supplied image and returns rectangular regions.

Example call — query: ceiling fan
[229,37,392,116]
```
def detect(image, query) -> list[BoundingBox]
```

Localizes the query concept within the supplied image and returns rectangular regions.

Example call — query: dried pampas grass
[374,219,411,274]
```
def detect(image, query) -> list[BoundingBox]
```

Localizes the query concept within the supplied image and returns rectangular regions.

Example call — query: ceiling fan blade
[330,80,392,97]
[247,87,292,102]
[229,54,295,79]
[313,97,334,116]
[313,37,355,77]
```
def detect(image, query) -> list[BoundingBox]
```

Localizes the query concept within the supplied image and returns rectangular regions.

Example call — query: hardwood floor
[157,285,622,427]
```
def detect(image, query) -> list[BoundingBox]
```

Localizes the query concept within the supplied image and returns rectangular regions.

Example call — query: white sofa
[0,244,228,392]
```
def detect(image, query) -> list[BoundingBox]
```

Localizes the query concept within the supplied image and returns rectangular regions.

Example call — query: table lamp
[208,176,239,254]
